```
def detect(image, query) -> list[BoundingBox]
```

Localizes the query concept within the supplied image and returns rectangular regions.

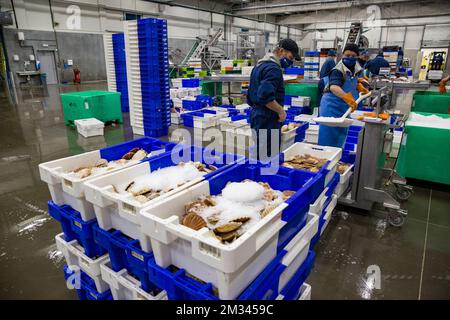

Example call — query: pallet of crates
[39,137,174,220]
[138,160,325,300]
[63,265,113,300]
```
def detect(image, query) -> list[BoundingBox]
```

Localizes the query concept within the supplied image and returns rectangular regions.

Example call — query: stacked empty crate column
[104,33,129,112]
[124,18,171,137]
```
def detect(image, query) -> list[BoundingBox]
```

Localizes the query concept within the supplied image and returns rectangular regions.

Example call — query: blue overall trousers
[318,73,359,148]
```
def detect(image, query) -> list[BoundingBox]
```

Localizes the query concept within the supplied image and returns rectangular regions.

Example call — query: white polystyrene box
[75,118,104,138]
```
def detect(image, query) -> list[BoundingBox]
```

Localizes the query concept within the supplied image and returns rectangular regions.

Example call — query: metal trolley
[338,85,412,227]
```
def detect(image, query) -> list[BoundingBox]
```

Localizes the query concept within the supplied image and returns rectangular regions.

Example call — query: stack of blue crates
[112,33,129,112]
[137,18,171,137]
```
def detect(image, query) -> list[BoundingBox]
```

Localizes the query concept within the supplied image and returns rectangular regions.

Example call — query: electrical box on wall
[29,55,35,61]
[13,55,19,61]
[67,59,73,66]
[17,32,25,41]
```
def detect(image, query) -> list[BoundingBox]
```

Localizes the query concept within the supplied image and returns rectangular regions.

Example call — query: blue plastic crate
[286,106,311,116]
[97,137,175,162]
[182,99,205,111]
[63,265,113,300]
[48,201,105,258]
[195,95,214,106]
[143,127,169,138]
[147,242,315,300]
[92,226,156,292]
[182,78,200,88]
[341,150,356,164]
[284,67,304,75]
[346,136,358,144]
[278,251,315,300]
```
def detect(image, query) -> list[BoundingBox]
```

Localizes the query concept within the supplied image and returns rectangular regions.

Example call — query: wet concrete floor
[0,83,449,299]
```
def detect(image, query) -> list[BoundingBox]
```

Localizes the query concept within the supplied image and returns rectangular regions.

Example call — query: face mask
[280,57,293,68]
[343,57,357,68]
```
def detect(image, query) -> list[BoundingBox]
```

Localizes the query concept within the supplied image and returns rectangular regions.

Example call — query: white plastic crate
[309,187,329,215]
[55,233,110,293]
[276,283,311,300]
[320,194,338,235]
[291,97,311,107]
[75,118,105,138]
[192,114,218,129]
[100,262,168,300]
[104,34,117,92]
[305,130,319,144]
[241,66,254,76]
[333,164,354,198]
[138,177,319,300]
[283,142,342,186]
[171,112,183,125]
[84,161,206,240]
[38,146,158,220]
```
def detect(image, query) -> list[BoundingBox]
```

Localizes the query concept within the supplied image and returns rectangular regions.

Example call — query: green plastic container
[201,80,222,102]
[285,83,319,111]
[411,91,450,115]
[60,90,123,125]
[396,112,450,185]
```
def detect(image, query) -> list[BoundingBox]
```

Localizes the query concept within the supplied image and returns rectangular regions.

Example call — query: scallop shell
[73,166,88,173]
[214,222,242,234]
[231,217,251,224]
[122,152,135,160]
[76,168,92,179]
[133,187,153,196]
[182,213,207,231]
[263,190,275,201]
[134,195,149,204]
[215,231,238,243]
[203,196,216,207]
[260,204,278,218]
[282,190,296,200]
[95,159,108,167]
[114,159,128,165]
[207,214,220,225]
[281,125,288,133]
[131,149,147,161]
[208,165,218,171]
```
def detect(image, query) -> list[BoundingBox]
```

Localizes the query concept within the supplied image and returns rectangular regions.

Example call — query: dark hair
[343,43,360,55]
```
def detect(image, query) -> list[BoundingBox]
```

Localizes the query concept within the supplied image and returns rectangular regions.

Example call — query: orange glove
[357,83,370,94]
[439,82,446,94]
[341,92,357,111]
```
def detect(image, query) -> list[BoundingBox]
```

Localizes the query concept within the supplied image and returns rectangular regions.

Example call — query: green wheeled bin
[60,90,123,125]
[396,112,450,185]
[411,91,450,115]
[284,83,319,113]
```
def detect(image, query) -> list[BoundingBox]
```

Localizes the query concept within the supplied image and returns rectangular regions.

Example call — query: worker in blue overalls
[365,50,390,77]
[318,50,337,104]
[248,38,300,160]
[318,43,369,148]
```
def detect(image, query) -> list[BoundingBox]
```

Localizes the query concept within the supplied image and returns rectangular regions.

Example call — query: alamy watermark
[66,5,81,30]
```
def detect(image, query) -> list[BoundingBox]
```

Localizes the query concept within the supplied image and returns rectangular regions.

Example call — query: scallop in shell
[182,213,207,231]
[260,204,278,218]
[131,149,148,161]
[214,222,242,234]
[76,167,92,179]
[95,159,108,167]
[134,195,149,204]
[282,190,296,200]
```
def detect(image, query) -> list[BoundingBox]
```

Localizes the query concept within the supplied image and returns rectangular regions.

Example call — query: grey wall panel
[55,32,106,83]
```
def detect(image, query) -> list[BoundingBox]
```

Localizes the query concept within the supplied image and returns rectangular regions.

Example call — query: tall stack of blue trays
[137,18,171,137]
[112,33,129,112]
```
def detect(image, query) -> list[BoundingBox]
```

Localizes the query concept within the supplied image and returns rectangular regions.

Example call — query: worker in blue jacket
[365,50,390,76]
[318,43,369,148]
[318,50,337,103]
[320,50,337,79]
[247,38,300,160]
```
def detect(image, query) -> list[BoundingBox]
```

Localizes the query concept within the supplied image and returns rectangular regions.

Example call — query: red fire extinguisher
[73,68,81,84]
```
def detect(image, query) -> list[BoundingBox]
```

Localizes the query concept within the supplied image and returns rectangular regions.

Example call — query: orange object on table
[363,112,389,120]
